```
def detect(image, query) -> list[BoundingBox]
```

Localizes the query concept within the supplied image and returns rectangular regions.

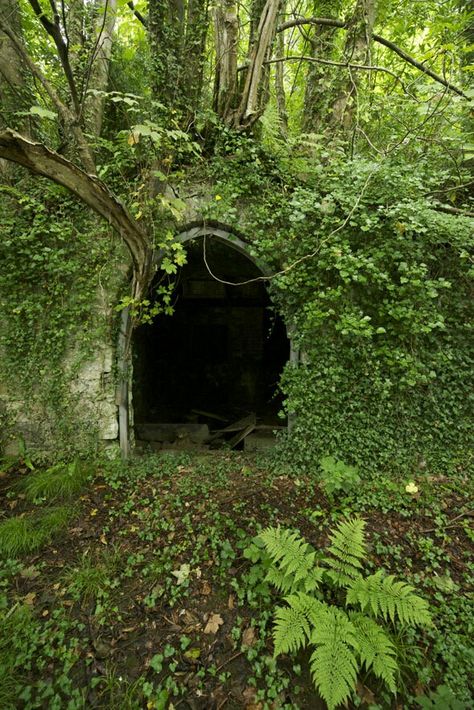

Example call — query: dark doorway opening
[132,237,289,449]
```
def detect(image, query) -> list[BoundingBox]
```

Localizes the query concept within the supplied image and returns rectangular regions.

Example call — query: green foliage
[319,456,361,497]
[0,507,71,557]
[251,517,433,709]
[349,613,398,692]
[64,549,122,603]
[324,516,366,587]
[347,570,432,627]
[22,459,92,502]
[415,684,471,710]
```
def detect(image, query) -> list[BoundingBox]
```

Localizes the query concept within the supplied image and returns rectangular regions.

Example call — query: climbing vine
[199,132,474,474]
[0,176,126,455]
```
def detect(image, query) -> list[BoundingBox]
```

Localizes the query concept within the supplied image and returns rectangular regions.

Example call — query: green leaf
[29,105,57,120]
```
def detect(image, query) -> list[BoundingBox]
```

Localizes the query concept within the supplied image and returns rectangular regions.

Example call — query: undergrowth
[21,459,92,502]
[0,506,71,557]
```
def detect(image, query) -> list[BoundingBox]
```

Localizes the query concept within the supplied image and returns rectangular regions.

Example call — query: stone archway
[118,226,298,456]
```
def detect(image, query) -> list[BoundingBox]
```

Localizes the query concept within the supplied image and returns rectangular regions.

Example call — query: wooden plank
[228,423,256,449]
[211,413,256,437]
[191,409,228,422]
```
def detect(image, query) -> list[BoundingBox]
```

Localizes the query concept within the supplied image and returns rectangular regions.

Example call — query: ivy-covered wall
[0,175,130,458]
[1,141,473,478]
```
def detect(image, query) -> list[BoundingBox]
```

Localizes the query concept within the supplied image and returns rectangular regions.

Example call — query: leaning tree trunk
[233,0,281,129]
[0,130,152,302]
[330,0,377,130]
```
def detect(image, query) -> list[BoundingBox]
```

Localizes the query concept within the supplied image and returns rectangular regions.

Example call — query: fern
[350,612,398,692]
[309,606,359,710]
[273,593,323,655]
[346,570,432,627]
[247,517,433,709]
[323,516,366,587]
[260,526,321,591]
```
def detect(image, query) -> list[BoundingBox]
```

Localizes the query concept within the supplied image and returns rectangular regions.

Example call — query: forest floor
[0,451,473,709]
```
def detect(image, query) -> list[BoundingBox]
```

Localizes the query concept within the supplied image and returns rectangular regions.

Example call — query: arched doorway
[126,229,292,452]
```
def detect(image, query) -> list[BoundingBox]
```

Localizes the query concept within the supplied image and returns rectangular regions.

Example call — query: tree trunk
[182,0,209,117]
[234,0,281,129]
[330,0,376,130]
[274,21,288,138]
[302,1,343,132]
[0,0,31,178]
[148,0,185,108]
[83,0,117,137]
[213,0,239,120]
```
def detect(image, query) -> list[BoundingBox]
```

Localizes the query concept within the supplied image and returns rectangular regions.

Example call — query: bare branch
[264,55,411,94]
[277,16,469,99]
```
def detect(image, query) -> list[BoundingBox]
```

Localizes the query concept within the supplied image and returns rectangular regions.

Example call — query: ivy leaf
[29,105,57,120]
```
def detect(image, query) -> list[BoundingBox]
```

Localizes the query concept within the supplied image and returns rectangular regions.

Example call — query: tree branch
[432,203,474,218]
[264,55,410,94]
[0,20,95,173]
[27,0,81,114]
[277,16,469,99]
[0,129,152,296]
[127,1,147,27]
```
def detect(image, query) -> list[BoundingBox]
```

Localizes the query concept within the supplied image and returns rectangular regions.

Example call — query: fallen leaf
[227,594,235,609]
[99,534,107,545]
[204,613,224,634]
[20,566,40,580]
[242,627,256,647]
[24,592,36,605]
[42,609,49,617]
[201,581,212,595]
[356,681,375,705]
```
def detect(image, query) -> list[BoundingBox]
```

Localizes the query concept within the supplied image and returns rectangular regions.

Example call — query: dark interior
[132,237,289,433]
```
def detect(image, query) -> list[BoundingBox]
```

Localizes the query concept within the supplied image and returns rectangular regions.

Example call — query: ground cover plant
[0,450,472,709]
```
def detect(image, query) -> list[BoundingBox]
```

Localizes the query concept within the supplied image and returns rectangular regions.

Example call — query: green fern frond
[265,566,296,593]
[350,612,398,692]
[273,592,325,656]
[323,517,366,587]
[309,606,359,710]
[347,570,432,627]
[260,526,319,589]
